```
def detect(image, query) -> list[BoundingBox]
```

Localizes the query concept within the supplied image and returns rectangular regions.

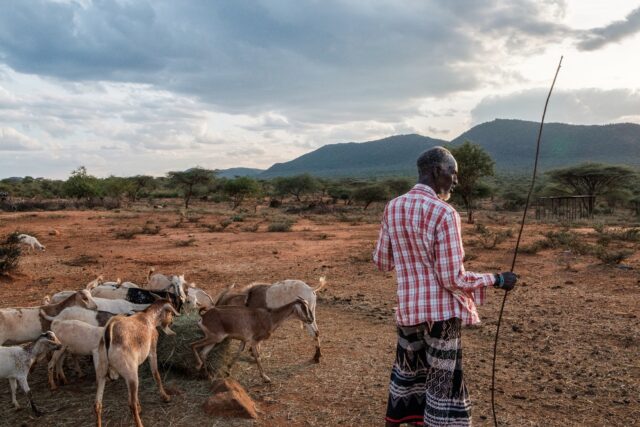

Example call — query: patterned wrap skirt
[385,318,472,426]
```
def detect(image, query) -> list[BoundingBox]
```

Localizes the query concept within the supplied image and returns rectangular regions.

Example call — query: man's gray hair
[417,146,453,177]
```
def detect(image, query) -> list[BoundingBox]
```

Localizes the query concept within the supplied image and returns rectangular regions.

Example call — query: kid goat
[192,297,314,383]
[0,331,62,416]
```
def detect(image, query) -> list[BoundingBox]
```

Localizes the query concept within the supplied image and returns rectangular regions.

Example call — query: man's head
[417,146,458,201]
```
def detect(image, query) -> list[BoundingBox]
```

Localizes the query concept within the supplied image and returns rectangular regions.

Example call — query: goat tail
[103,317,117,357]
[313,276,327,293]
[147,267,155,283]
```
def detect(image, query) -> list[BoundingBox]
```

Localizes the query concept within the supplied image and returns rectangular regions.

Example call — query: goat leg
[9,378,19,409]
[250,343,271,383]
[148,349,171,402]
[17,378,41,416]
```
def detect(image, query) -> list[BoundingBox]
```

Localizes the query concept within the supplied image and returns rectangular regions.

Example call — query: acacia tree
[63,166,101,200]
[448,141,494,223]
[546,163,637,215]
[223,176,261,209]
[167,168,215,209]
[271,174,318,202]
[353,184,389,210]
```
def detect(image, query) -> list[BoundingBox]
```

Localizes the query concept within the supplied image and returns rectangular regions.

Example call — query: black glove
[493,272,517,291]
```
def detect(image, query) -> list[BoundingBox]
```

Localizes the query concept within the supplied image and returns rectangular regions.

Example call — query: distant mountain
[254,120,640,178]
[450,119,640,171]
[259,134,447,178]
[217,167,264,179]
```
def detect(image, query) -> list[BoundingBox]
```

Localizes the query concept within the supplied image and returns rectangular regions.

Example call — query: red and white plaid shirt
[373,184,494,326]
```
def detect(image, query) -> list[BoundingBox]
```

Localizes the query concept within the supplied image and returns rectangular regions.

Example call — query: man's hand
[493,272,517,291]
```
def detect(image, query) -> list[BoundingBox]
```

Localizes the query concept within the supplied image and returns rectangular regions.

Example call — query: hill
[217,167,264,179]
[450,119,640,171]
[257,120,640,178]
[259,134,447,178]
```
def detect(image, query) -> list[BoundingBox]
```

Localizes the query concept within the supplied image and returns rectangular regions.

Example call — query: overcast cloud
[0,0,639,178]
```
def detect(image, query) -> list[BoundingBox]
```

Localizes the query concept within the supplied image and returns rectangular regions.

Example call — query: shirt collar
[412,183,437,197]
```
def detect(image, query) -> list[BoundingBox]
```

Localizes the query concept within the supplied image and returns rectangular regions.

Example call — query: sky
[1,0,639,179]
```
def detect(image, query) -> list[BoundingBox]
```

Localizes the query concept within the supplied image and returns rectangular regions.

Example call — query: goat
[94,299,179,427]
[39,308,117,384]
[145,268,187,300]
[47,320,104,390]
[0,290,97,345]
[184,286,216,313]
[17,234,45,252]
[0,331,62,416]
[192,297,314,383]
[218,277,326,362]
[40,306,116,327]
[90,284,184,312]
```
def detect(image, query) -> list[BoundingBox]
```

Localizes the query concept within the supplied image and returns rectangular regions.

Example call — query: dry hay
[156,312,235,379]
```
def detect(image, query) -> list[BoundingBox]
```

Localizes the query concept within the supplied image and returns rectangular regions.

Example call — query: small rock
[204,379,258,419]
[512,394,527,400]
[616,264,633,270]
[49,229,60,236]
[564,280,574,285]
[511,325,522,333]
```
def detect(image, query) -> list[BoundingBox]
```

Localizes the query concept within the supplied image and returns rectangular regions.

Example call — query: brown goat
[192,297,313,383]
[94,299,179,427]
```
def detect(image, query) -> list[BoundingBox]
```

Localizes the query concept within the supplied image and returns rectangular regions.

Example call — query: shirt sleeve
[433,210,494,295]
[373,204,394,272]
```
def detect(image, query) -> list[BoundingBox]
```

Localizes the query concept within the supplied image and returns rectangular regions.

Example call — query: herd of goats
[1,234,326,426]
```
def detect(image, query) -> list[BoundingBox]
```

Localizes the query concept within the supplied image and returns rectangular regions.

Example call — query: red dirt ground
[0,204,638,426]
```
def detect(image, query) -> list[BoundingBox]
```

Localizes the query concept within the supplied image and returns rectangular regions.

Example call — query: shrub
[231,214,245,222]
[242,223,259,232]
[141,224,161,235]
[594,248,634,265]
[268,221,293,232]
[0,234,21,275]
[115,229,140,239]
[175,238,197,247]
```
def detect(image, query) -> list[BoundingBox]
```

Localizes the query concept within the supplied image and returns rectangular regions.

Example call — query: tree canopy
[167,168,216,209]
[448,141,494,223]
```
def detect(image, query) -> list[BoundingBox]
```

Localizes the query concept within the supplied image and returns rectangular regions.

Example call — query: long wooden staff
[491,55,563,427]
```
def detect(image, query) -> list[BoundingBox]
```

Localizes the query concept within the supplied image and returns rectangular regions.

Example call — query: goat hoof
[262,376,271,383]
[161,394,171,403]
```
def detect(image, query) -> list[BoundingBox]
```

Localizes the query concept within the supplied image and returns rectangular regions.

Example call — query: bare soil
[0,204,638,426]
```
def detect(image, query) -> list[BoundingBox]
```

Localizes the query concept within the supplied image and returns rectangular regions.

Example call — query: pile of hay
[155,312,235,379]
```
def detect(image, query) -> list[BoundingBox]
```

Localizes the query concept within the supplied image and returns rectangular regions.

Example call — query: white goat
[218,277,326,362]
[0,290,97,345]
[0,331,62,416]
[146,268,187,300]
[40,306,116,328]
[47,319,104,390]
[17,234,45,252]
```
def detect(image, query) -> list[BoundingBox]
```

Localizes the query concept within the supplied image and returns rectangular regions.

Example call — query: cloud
[0,127,41,151]
[577,6,640,50]
[471,88,640,125]
[0,1,573,123]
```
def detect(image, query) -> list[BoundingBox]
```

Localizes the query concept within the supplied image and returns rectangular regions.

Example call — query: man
[373,146,517,427]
